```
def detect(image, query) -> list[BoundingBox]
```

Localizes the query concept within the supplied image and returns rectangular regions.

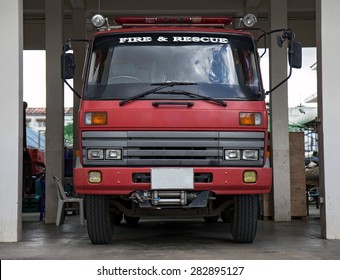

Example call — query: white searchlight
[91,14,106,28]
[241,13,257,27]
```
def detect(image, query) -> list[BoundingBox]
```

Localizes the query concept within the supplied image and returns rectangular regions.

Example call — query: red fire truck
[62,14,301,244]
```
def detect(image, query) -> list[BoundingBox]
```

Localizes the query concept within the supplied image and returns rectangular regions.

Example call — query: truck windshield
[85,32,263,101]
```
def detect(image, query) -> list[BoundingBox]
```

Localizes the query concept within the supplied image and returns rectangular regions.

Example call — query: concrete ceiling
[23,0,316,49]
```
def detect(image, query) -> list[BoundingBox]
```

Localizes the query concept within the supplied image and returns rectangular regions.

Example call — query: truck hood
[79,100,268,131]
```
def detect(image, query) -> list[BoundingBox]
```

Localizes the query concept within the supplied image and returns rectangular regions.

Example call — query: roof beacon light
[114,16,233,26]
[241,13,257,28]
[91,14,106,28]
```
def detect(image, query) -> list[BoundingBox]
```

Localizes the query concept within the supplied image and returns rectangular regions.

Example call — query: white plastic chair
[53,175,84,226]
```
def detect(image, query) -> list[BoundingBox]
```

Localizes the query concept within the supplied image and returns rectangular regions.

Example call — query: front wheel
[231,194,258,243]
[86,195,114,244]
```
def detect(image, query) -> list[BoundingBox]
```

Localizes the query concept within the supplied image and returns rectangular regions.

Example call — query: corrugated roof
[26,107,73,115]
[26,108,46,115]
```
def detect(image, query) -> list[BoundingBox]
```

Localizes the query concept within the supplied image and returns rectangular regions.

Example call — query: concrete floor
[1,207,340,260]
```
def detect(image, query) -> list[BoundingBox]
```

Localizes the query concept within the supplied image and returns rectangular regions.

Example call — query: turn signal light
[85,112,107,125]
[239,112,262,126]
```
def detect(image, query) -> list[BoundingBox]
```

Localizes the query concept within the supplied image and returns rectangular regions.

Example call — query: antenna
[98,0,101,14]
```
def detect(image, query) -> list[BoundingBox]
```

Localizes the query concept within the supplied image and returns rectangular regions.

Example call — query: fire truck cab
[62,14,301,244]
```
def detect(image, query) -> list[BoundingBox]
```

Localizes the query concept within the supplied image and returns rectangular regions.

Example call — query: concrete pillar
[317,0,340,239]
[269,0,291,221]
[0,0,23,242]
[45,0,64,224]
[72,8,87,159]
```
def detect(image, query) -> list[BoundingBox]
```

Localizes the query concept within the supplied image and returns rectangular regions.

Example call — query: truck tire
[86,195,113,244]
[231,194,258,243]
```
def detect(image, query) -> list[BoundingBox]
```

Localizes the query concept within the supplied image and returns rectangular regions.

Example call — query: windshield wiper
[119,81,226,107]
[119,81,197,106]
[164,90,227,107]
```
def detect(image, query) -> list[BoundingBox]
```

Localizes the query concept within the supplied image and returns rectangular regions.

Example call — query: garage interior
[0,0,340,259]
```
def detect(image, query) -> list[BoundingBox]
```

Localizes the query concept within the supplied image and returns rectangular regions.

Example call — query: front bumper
[74,166,272,195]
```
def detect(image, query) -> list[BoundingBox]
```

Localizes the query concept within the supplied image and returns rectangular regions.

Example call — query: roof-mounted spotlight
[241,13,257,28]
[91,14,106,28]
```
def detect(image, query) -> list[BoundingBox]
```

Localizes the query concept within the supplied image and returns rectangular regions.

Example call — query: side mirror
[61,53,75,79]
[289,40,302,69]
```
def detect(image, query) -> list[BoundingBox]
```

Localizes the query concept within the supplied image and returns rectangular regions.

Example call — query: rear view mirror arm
[63,78,81,99]
[265,64,292,95]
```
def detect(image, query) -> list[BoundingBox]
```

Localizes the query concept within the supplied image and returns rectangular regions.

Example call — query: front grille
[82,131,265,167]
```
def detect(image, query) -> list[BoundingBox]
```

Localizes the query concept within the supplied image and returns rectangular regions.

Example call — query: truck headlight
[87,149,104,160]
[224,149,241,160]
[242,150,259,161]
[105,149,122,160]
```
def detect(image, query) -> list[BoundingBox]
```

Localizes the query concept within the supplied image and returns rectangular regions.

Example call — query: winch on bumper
[110,189,232,218]
[131,168,210,208]
[130,190,210,208]
[113,167,224,216]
